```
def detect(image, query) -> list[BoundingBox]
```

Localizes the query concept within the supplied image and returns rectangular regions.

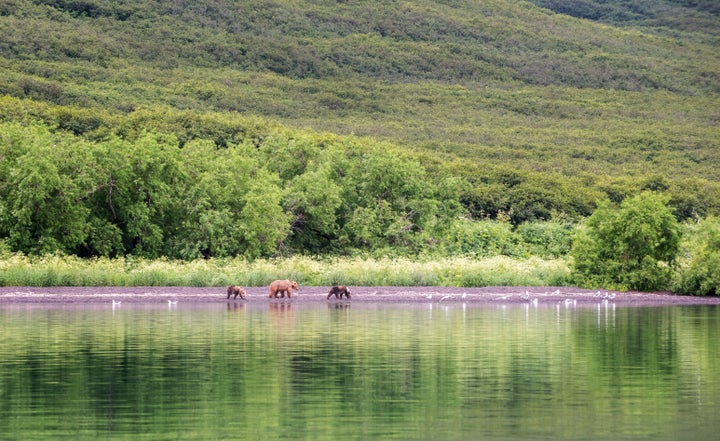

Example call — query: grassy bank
[0,254,570,288]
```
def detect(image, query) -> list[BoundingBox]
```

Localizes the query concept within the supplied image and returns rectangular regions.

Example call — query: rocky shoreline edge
[1,286,718,307]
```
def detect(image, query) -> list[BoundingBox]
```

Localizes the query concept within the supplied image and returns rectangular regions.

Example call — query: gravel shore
[1,286,718,307]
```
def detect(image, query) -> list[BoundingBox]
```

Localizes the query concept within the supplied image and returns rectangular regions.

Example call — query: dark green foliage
[531,0,720,35]
[571,192,681,291]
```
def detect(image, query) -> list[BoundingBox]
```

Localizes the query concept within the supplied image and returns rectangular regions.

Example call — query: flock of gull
[111,299,178,309]
[419,288,617,306]
[109,288,619,308]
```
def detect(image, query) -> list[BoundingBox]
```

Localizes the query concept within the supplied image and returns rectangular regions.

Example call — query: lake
[1,300,718,440]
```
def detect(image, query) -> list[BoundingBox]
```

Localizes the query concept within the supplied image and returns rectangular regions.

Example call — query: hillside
[0,0,719,258]
[530,0,720,37]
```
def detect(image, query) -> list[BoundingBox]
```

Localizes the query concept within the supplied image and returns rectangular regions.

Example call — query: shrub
[441,217,523,257]
[672,217,720,296]
[516,220,575,258]
[571,192,680,291]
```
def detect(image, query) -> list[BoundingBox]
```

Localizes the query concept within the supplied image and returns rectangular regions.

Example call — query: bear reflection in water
[227,302,246,311]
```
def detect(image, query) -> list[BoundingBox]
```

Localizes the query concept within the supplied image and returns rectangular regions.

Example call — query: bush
[571,192,680,291]
[441,217,523,257]
[673,217,720,296]
[516,220,575,258]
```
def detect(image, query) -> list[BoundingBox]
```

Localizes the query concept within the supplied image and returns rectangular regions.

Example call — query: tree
[169,139,289,259]
[284,167,343,253]
[0,123,97,255]
[337,144,463,253]
[120,132,186,257]
[238,181,289,259]
[571,192,680,291]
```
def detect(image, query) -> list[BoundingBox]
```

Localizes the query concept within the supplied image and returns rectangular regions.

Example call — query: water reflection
[226,301,245,311]
[0,303,718,440]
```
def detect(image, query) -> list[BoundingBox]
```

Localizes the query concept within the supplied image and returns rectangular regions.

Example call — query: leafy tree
[238,181,289,259]
[119,132,185,257]
[0,123,97,255]
[337,144,463,253]
[571,192,680,291]
[170,139,288,259]
[284,166,343,253]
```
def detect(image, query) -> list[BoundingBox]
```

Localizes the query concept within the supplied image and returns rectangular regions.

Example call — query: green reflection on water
[0,302,718,440]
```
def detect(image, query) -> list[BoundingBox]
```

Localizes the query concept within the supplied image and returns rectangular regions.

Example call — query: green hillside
[530,0,720,37]
[0,0,719,261]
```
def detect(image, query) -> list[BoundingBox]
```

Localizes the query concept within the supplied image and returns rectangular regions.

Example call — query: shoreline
[1,286,718,307]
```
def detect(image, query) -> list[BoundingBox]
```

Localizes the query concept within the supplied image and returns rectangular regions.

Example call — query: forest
[0,0,718,293]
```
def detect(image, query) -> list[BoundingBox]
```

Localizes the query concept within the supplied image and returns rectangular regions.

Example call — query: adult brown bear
[227,285,247,300]
[327,285,351,299]
[268,279,299,298]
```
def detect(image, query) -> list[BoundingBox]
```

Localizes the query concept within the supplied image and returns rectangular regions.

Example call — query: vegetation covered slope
[0,0,718,264]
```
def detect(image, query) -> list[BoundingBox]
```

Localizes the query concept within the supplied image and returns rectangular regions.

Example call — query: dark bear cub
[227,285,247,300]
[327,285,351,300]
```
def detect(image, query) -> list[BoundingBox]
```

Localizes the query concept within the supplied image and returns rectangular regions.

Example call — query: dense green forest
[0,1,718,292]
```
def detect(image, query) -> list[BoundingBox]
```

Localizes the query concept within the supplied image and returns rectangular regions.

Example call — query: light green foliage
[673,217,720,296]
[238,181,288,259]
[571,192,680,291]
[0,253,570,288]
[0,109,473,258]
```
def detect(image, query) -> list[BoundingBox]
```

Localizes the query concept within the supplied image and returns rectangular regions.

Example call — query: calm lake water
[1,300,718,440]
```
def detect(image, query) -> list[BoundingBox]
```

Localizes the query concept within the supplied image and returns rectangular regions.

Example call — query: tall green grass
[0,253,570,287]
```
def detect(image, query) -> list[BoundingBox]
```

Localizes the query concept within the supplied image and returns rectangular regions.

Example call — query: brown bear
[327,285,351,300]
[268,279,299,298]
[227,285,247,300]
